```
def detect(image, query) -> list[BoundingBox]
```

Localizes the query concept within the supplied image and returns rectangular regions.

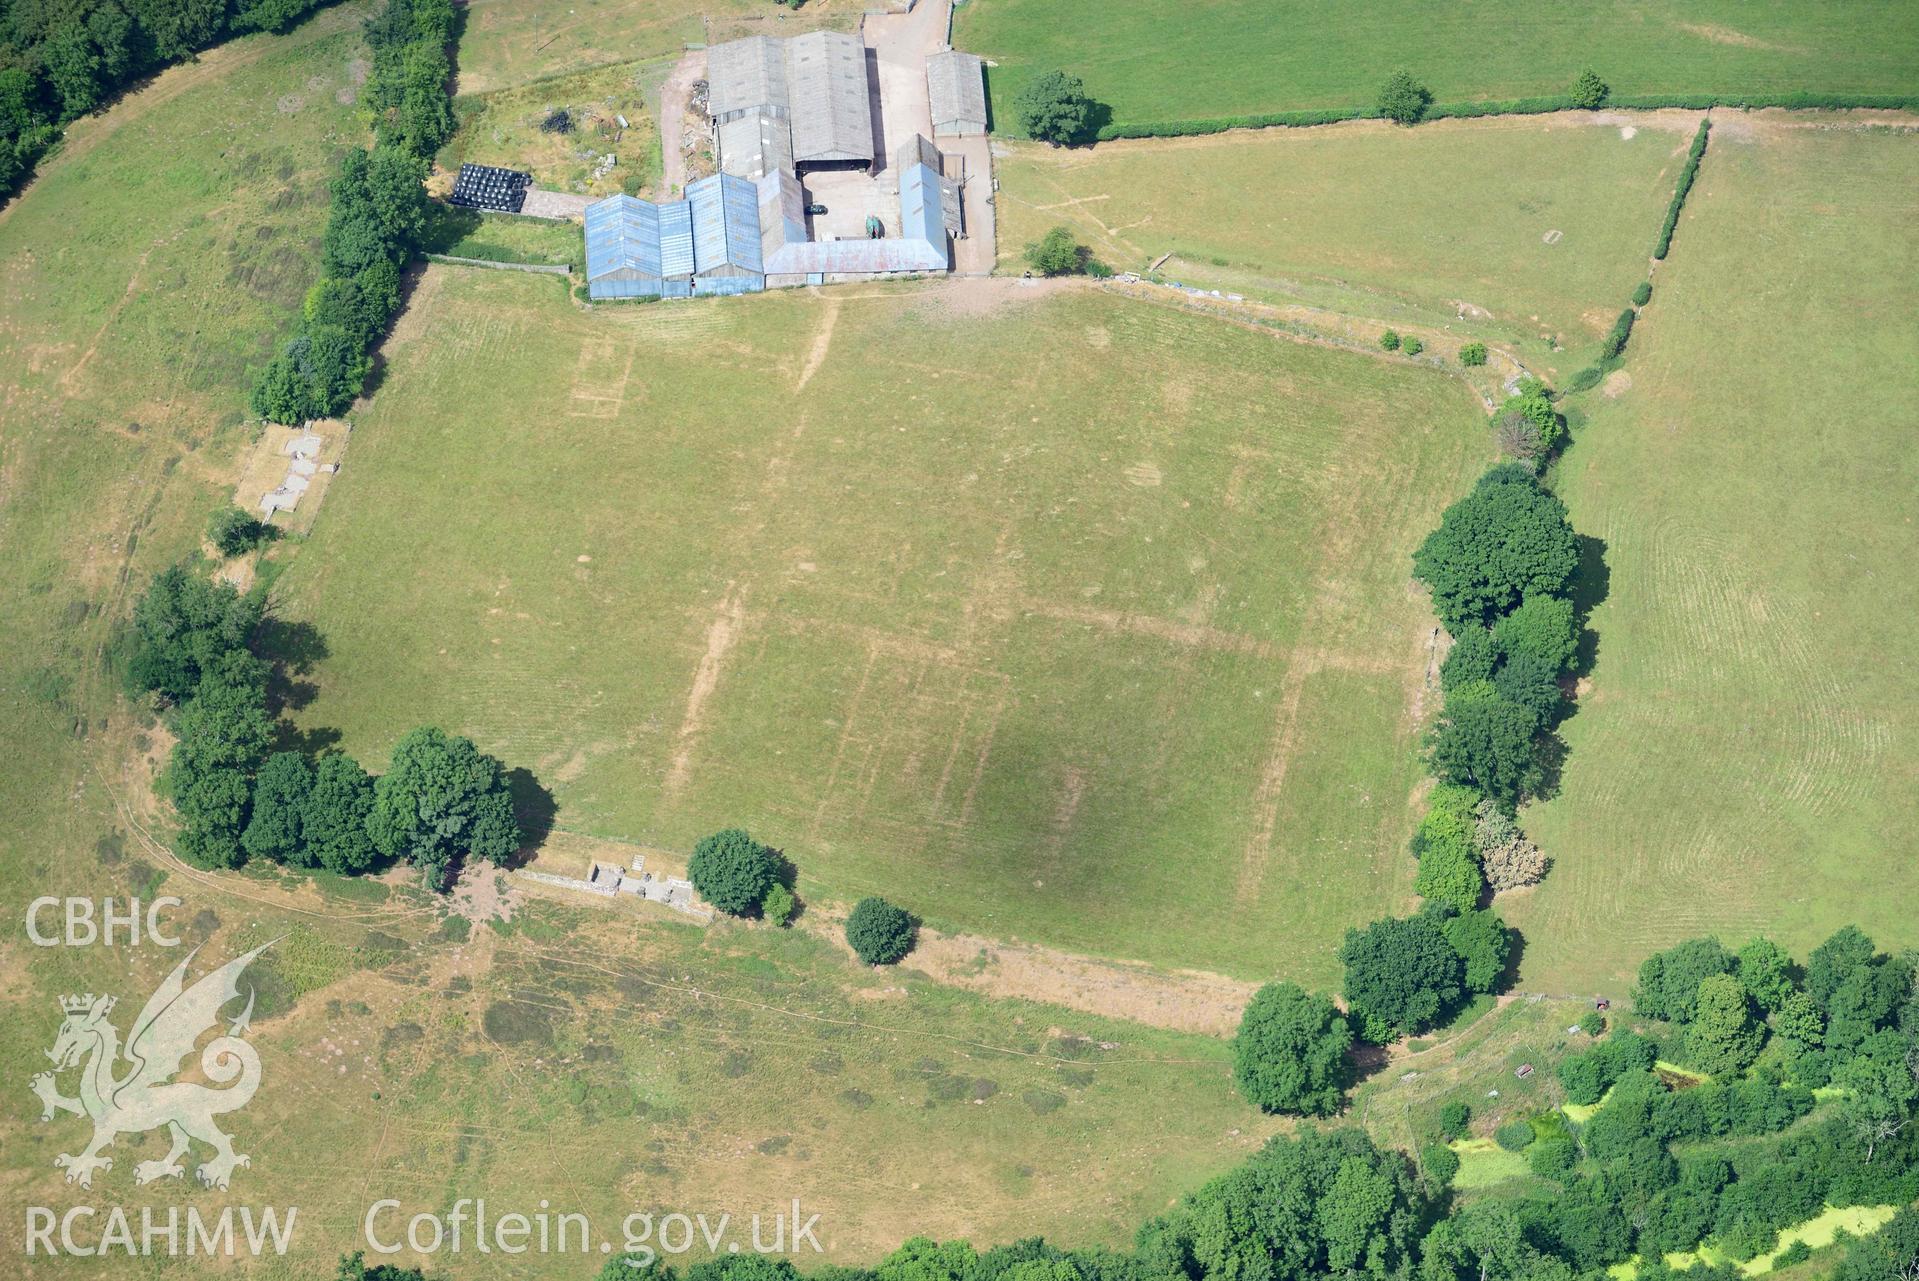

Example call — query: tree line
[127,565,518,890]
[248,0,455,425]
[0,0,343,202]
[1231,461,1583,1116]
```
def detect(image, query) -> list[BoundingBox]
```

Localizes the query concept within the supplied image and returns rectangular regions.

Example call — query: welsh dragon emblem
[31,940,275,1190]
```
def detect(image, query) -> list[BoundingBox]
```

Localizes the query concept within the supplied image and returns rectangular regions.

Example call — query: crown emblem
[60,993,113,1016]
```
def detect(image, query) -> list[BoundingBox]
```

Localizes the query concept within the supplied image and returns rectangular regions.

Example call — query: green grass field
[271,273,1490,983]
[0,18,1263,1275]
[955,0,1919,131]
[997,114,1691,369]
[1507,119,1919,992]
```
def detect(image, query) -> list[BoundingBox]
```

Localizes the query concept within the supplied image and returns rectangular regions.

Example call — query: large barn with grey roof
[707,31,874,178]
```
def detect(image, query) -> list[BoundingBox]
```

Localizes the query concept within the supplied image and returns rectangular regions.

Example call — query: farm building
[926,51,987,136]
[756,163,949,284]
[584,175,766,299]
[708,32,875,176]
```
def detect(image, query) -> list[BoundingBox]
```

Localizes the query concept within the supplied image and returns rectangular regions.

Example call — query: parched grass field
[8,886,1266,1275]
[955,0,1919,131]
[273,272,1491,983]
[442,60,666,198]
[454,0,852,96]
[997,115,1693,370]
[1507,119,1919,992]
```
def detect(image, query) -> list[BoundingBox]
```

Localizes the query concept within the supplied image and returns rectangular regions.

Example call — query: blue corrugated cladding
[659,201,695,279]
[687,174,765,277]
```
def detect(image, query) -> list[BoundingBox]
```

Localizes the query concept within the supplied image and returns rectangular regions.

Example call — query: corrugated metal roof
[717,109,794,180]
[708,32,873,170]
[765,236,947,276]
[756,169,807,262]
[707,36,786,120]
[658,200,695,278]
[687,174,764,276]
[898,163,950,266]
[784,32,872,164]
[927,50,987,135]
[584,195,663,284]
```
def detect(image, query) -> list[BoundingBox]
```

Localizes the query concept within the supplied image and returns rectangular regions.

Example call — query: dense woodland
[0,0,341,199]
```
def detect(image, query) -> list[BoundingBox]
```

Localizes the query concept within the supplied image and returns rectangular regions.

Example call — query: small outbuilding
[926,50,987,137]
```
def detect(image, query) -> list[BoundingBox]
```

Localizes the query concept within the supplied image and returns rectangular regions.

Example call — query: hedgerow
[1655,118,1712,260]
[1094,93,1916,143]
[249,0,457,424]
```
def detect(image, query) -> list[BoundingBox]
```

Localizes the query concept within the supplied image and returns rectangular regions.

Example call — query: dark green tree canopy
[1685,973,1764,1076]
[1339,914,1464,1043]
[1376,70,1432,125]
[1426,680,1543,807]
[241,750,313,864]
[1492,592,1578,674]
[1024,226,1089,276]
[1412,465,1579,632]
[845,896,916,965]
[1440,907,1510,994]
[1232,981,1354,1116]
[128,566,265,703]
[1015,70,1093,145]
[1438,625,1497,692]
[304,752,380,874]
[687,827,778,916]
[367,726,519,891]
[1140,1127,1428,1280]
[1571,68,1610,110]
[1806,924,1879,1012]
[1632,936,1737,1023]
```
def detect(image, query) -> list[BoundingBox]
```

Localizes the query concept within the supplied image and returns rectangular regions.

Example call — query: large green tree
[1426,681,1543,807]
[687,827,777,916]
[1232,981,1353,1116]
[1413,465,1579,632]
[1632,936,1736,1023]
[367,726,519,890]
[1138,1127,1427,1280]
[241,751,313,864]
[1375,70,1431,125]
[128,566,265,703]
[304,752,380,874]
[845,896,916,966]
[1014,70,1093,145]
[1685,973,1763,1076]
[1440,907,1510,994]
[1492,592,1578,673]
[166,649,274,870]
[1339,915,1463,1043]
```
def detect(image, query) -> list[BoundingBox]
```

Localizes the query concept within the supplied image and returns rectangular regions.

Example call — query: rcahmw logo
[26,1205,297,1258]
[31,940,276,1190]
